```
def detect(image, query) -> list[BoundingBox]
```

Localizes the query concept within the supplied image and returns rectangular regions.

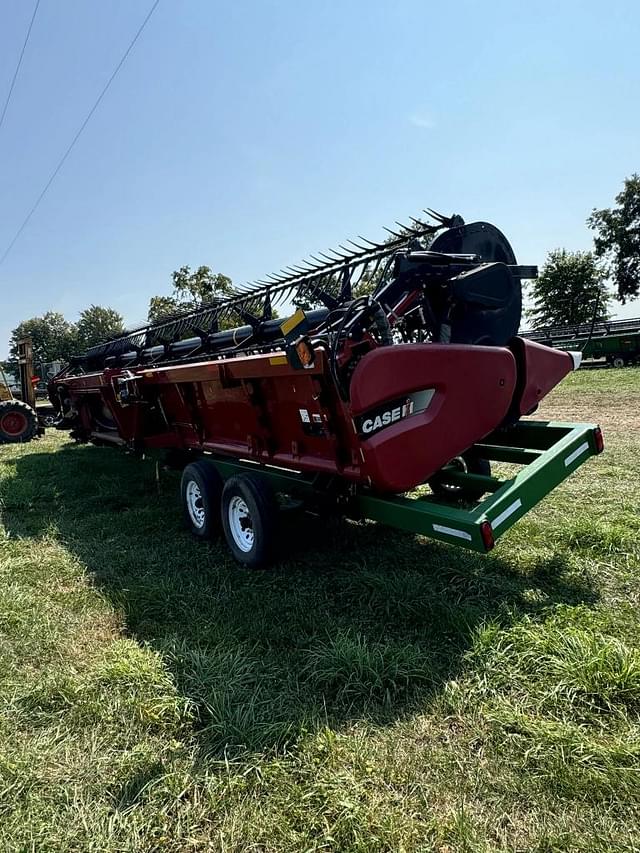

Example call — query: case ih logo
[356,389,434,438]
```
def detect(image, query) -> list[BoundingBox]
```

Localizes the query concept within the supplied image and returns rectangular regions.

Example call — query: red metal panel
[512,338,574,416]
[349,344,517,492]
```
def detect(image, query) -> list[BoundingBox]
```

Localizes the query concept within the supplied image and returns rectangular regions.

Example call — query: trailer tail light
[480,520,495,551]
[593,425,604,454]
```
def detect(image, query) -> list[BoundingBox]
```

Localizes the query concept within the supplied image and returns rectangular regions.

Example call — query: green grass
[1,368,640,851]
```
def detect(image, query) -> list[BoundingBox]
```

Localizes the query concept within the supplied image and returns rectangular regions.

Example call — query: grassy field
[1,368,639,852]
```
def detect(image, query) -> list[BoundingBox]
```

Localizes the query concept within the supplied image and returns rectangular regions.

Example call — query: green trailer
[525,317,640,367]
[179,419,603,560]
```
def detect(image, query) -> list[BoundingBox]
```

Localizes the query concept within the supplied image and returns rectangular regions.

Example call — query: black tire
[180,460,223,539]
[428,452,491,502]
[611,356,626,368]
[0,400,38,444]
[221,473,278,568]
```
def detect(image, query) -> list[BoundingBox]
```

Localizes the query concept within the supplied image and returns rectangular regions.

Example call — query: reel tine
[351,264,366,287]
[275,286,293,305]
[357,235,381,248]
[368,254,383,279]
[383,226,404,238]
[397,219,423,235]
[338,244,358,256]
[424,208,450,225]
[309,254,331,266]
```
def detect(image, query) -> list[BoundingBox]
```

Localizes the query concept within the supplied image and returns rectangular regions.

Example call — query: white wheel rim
[186,480,205,529]
[228,496,254,552]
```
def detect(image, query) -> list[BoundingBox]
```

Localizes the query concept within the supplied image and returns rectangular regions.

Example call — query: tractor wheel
[428,452,491,502]
[0,400,38,444]
[180,460,223,539]
[221,473,278,568]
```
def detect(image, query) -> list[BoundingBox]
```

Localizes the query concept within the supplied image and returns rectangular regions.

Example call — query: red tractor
[48,212,603,566]
[0,340,43,445]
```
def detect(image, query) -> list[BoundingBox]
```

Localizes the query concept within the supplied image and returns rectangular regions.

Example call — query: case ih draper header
[48,212,603,566]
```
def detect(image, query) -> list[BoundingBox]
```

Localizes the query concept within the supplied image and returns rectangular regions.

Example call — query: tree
[526,249,610,328]
[172,265,233,305]
[148,266,234,321]
[9,305,125,366]
[9,312,76,364]
[75,305,125,351]
[588,174,640,303]
[148,295,181,323]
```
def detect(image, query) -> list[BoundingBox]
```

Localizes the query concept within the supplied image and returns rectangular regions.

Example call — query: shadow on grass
[2,442,598,762]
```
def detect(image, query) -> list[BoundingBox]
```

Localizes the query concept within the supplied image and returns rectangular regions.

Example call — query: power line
[0,0,42,135]
[0,0,161,267]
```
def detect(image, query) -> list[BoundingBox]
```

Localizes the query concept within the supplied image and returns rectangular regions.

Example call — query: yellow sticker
[269,355,288,366]
[280,308,306,336]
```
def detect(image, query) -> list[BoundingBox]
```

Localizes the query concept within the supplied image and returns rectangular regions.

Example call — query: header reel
[70,211,535,378]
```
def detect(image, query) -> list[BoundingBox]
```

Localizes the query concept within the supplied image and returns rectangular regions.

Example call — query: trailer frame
[183,419,602,558]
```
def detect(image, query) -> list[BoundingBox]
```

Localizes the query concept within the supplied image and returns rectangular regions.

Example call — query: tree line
[4,172,640,368]
[528,173,640,327]
[4,265,234,369]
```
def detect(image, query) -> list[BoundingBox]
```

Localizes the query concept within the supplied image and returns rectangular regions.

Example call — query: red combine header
[49,212,603,566]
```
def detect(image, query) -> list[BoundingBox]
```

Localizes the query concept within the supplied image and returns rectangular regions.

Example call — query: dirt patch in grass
[537,366,640,432]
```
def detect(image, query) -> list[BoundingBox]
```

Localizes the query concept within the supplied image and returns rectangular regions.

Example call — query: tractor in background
[0,339,44,444]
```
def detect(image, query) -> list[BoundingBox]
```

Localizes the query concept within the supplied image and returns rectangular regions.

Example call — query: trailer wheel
[180,460,223,539]
[221,474,277,568]
[428,453,491,502]
[0,400,38,444]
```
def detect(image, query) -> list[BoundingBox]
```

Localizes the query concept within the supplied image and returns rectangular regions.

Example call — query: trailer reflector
[480,520,495,551]
[594,426,604,454]
[491,498,522,529]
[432,524,472,542]
[564,441,589,467]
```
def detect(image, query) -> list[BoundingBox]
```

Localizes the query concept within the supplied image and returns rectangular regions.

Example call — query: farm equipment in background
[0,339,44,444]
[525,316,640,368]
[48,211,603,566]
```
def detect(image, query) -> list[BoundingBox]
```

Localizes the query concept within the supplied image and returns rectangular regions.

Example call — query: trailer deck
[194,419,603,554]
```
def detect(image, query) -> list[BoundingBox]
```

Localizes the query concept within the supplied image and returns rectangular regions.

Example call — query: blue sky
[1,0,639,358]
